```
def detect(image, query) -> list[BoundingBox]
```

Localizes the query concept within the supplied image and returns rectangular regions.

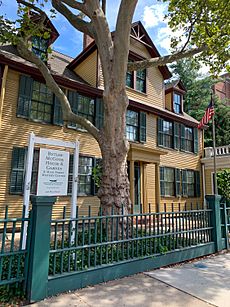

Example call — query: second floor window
[157,118,199,154]
[158,119,173,148]
[17,75,104,129]
[126,110,146,143]
[30,81,53,123]
[184,127,193,152]
[126,110,139,142]
[173,93,182,114]
[68,91,95,130]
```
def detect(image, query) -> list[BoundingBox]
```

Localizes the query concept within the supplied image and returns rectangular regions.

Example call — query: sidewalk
[30,252,230,307]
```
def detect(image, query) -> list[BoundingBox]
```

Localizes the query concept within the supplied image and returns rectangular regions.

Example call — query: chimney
[83,0,106,50]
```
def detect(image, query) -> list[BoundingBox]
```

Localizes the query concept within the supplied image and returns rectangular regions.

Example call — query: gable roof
[68,21,171,80]
[0,45,102,96]
[165,79,186,92]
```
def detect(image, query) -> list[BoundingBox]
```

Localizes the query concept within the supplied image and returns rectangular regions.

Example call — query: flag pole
[211,88,218,195]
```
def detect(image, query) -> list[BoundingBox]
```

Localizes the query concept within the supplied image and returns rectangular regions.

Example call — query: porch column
[155,163,161,212]
[130,160,135,207]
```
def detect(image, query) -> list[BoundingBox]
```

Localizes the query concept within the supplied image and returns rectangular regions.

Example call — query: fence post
[26,196,56,303]
[205,195,222,252]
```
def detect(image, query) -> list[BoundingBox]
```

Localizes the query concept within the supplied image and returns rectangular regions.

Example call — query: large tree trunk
[97,87,131,217]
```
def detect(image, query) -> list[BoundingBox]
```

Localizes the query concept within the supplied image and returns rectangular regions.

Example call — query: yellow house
[0,21,204,218]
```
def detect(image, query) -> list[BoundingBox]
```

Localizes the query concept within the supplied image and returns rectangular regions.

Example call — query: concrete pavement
[29,252,230,307]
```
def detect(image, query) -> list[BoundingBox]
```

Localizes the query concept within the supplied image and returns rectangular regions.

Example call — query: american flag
[198,101,215,129]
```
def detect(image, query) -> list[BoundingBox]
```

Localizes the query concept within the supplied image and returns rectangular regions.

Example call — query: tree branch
[16,39,100,142]
[60,0,90,17]
[51,0,94,37]
[113,0,138,86]
[127,46,208,71]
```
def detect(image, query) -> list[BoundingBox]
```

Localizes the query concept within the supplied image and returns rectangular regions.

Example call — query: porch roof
[128,143,168,164]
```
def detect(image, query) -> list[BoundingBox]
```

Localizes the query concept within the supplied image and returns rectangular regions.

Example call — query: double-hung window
[126,110,139,142]
[68,155,95,196]
[158,118,173,148]
[158,118,199,154]
[126,110,146,143]
[184,127,193,152]
[160,167,175,196]
[126,67,146,93]
[136,69,146,93]
[182,170,200,197]
[17,75,104,129]
[10,147,39,194]
[173,93,182,114]
[30,81,53,123]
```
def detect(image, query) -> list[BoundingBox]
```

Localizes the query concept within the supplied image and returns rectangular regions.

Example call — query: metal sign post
[22,132,79,249]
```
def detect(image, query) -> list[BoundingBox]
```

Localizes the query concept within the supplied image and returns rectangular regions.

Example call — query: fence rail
[49,204,213,276]
[0,206,31,288]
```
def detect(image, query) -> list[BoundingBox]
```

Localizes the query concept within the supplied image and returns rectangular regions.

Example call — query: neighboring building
[201,145,230,198]
[213,73,230,105]
[0,20,204,218]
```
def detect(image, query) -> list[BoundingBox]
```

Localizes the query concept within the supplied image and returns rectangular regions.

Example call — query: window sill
[158,145,197,155]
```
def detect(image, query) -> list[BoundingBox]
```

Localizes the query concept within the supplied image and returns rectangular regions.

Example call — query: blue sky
[1,0,175,58]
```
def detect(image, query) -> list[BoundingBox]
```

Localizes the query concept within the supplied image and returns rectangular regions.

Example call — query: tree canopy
[171,58,230,147]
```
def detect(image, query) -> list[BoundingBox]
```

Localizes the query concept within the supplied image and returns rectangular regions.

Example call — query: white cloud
[142,3,167,29]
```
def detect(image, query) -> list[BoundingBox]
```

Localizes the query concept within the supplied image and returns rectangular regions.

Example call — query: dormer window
[32,36,48,62]
[173,92,182,114]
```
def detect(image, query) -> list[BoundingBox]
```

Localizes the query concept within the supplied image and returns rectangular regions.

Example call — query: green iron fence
[49,203,213,277]
[220,202,230,250]
[1,195,229,303]
[0,206,31,288]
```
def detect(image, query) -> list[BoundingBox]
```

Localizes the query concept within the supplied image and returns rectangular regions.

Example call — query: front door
[134,162,141,213]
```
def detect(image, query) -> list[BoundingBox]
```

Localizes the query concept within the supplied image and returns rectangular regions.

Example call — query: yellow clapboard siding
[98,38,164,109]
[165,93,172,111]
[74,50,97,87]
[0,69,101,218]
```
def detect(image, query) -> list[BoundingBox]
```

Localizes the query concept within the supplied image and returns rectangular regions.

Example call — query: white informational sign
[36,148,70,196]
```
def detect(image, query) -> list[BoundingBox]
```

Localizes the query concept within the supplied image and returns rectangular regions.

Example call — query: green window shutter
[91,157,97,196]
[17,75,33,118]
[194,128,199,154]
[139,112,146,143]
[175,168,181,196]
[174,122,180,150]
[53,95,63,126]
[95,98,104,129]
[157,118,163,146]
[182,169,188,196]
[180,124,185,151]
[67,90,78,128]
[195,171,201,197]
[160,167,165,196]
[10,147,26,194]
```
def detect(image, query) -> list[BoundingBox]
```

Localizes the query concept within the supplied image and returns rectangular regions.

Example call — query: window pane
[163,167,175,196]
[126,110,139,141]
[173,93,182,114]
[30,81,53,123]
[160,119,173,148]
[184,127,193,152]
[68,155,93,195]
